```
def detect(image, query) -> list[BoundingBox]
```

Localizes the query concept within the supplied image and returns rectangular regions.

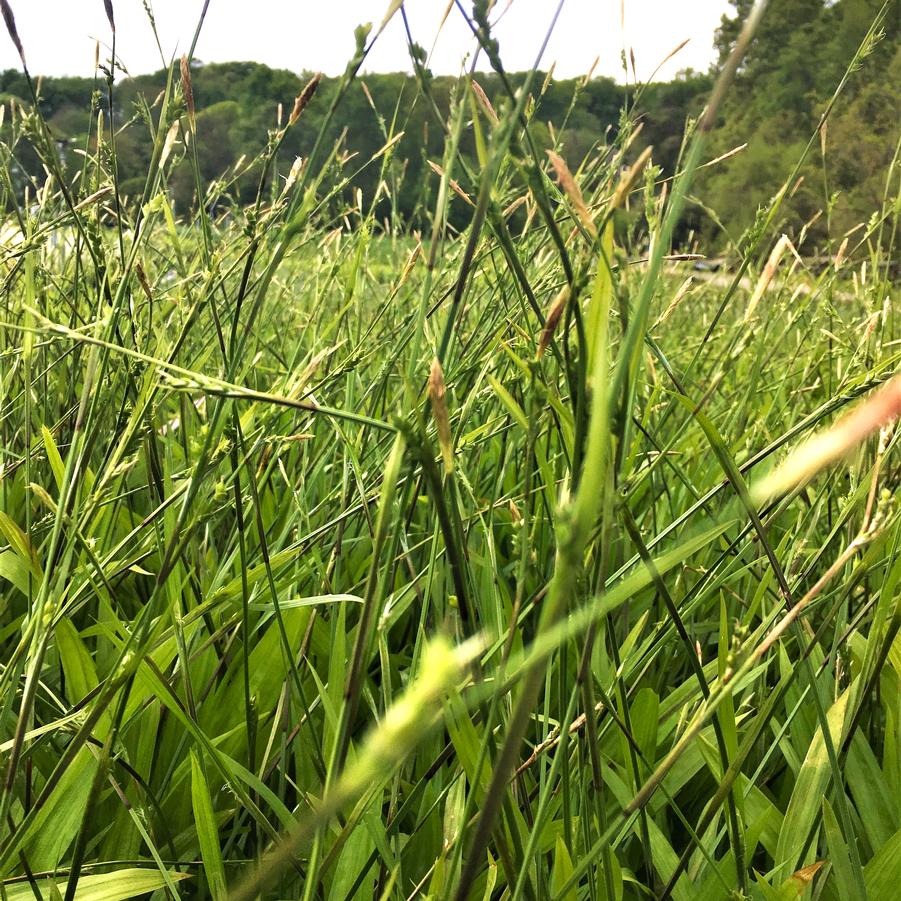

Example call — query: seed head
[135,261,153,302]
[180,55,195,129]
[547,150,596,238]
[744,234,796,322]
[471,79,498,126]
[289,73,321,127]
[610,146,653,211]
[0,0,24,64]
[538,285,570,357]
[656,276,694,326]
[429,358,454,474]
[833,236,849,272]
[428,161,474,206]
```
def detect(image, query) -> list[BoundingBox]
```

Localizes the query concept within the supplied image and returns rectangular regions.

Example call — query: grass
[0,1,900,899]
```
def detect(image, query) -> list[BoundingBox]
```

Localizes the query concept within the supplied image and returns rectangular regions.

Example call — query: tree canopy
[0,0,896,250]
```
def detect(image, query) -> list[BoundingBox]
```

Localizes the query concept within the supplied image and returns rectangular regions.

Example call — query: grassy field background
[0,1,900,899]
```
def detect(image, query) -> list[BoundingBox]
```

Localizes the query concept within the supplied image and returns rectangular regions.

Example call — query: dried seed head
[833,236,849,272]
[580,55,599,87]
[180,55,195,129]
[0,0,24,64]
[471,79,498,126]
[159,120,180,168]
[284,156,305,193]
[361,80,375,110]
[429,358,454,474]
[863,311,879,342]
[289,72,321,127]
[656,276,694,326]
[389,241,421,300]
[428,160,474,206]
[610,145,653,211]
[546,150,596,238]
[538,285,570,357]
[702,143,747,170]
[135,261,153,301]
[502,194,527,218]
[30,482,56,512]
[292,345,336,396]
[744,234,795,322]
[541,64,556,96]
[621,123,644,154]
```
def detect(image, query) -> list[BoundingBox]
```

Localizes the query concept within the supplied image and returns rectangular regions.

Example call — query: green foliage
[0,2,898,900]
[0,61,708,233]
[701,0,900,247]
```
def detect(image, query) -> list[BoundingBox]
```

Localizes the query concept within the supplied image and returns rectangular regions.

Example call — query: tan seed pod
[388,241,421,300]
[159,120,180,168]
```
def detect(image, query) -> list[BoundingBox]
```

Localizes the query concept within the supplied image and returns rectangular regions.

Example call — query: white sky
[0,1,733,82]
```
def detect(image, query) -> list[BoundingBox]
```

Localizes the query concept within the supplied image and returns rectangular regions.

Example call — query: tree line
[0,0,896,251]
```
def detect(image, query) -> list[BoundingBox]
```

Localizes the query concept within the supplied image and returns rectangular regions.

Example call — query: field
[1,3,900,900]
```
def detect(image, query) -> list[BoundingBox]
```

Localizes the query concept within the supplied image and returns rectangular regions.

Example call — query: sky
[0,1,734,83]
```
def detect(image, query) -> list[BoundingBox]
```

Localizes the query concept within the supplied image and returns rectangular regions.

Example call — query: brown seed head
[103,0,115,33]
[289,73,321,127]
[833,236,849,272]
[361,80,375,110]
[538,285,570,357]
[0,0,24,64]
[180,55,195,129]
[389,242,421,300]
[428,161,474,206]
[471,79,498,126]
[135,262,153,302]
[546,150,596,238]
[429,358,454,474]
[580,55,599,87]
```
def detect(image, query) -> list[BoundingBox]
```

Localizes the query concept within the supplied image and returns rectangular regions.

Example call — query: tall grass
[0,1,899,899]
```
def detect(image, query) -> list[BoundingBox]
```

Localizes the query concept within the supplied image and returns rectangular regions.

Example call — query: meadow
[0,1,900,899]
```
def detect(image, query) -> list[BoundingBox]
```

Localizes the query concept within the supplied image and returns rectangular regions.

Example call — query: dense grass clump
[0,2,900,900]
